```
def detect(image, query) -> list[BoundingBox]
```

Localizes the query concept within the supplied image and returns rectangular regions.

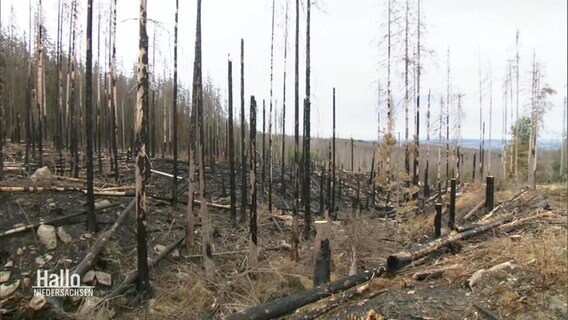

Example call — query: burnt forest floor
[0,142,566,320]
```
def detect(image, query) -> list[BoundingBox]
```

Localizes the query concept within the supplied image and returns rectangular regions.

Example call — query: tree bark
[85,0,96,233]
[228,59,237,225]
[291,0,300,261]
[249,96,258,268]
[240,39,247,223]
[172,0,179,207]
[135,0,150,296]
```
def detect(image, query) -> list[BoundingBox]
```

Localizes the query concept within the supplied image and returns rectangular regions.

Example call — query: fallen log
[480,188,528,222]
[225,266,386,320]
[0,186,84,193]
[150,169,184,180]
[103,235,185,301]
[0,200,116,238]
[386,214,518,272]
[73,198,136,277]
[462,200,485,221]
[150,194,232,210]
[47,199,135,310]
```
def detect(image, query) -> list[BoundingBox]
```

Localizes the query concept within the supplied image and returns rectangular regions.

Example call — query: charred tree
[85,0,96,233]
[331,88,336,216]
[193,0,214,277]
[228,58,236,225]
[249,96,258,267]
[110,0,119,182]
[424,90,431,197]
[172,0,179,207]
[268,0,275,214]
[135,0,150,296]
[240,39,247,223]
[303,0,312,239]
[280,0,289,195]
[413,0,421,186]
[291,0,300,261]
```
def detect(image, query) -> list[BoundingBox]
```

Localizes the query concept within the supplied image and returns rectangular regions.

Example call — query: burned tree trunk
[85,0,96,233]
[240,39,247,223]
[228,59,237,225]
[413,0,421,186]
[424,90,431,197]
[280,1,289,195]
[110,0,119,182]
[268,0,275,214]
[193,0,214,277]
[331,88,336,216]
[249,96,258,267]
[303,0,312,239]
[172,0,179,207]
[291,0,300,261]
[36,0,44,168]
[135,0,150,296]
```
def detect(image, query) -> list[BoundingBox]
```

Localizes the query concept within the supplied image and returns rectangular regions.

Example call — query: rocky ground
[0,143,566,319]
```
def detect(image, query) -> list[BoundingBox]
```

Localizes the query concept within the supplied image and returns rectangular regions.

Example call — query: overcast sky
[2,0,567,141]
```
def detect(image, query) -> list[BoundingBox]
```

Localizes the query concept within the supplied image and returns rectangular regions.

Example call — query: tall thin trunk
[249,96,258,267]
[386,0,392,203]
[111,0,118,181]
[479,62,483,182]
[262,100,266,202]
[70,0,78,177]
[424,90,431,197]
[561,97,566,178]
[291,0,300,261]
[303,0,312,239]
[413,0,421,186]
[56,0,64,175]
[446,48,450,187]
[404,0,409,181]
[172,0,179,207]
[96,10,102,174]
[135,0,150,295]
[240,39,247,223]
[331,88,336,215]
[0,3,3,180]
[36,0,44,168]
[514,30,520,178]
[228,59,236,225]
[281,0,289,195]
[268,0,275,214]
[85,0,96,233]
[193,0,214,277]
[488,67,492,175]
[437,97,443,197]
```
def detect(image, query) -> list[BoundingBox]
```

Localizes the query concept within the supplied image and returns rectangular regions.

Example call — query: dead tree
[350,138,354,172]
[303,0,312,239]
[268,0,275,213]
[413,0,422,186]
[385,0,393,203]
[280,0,289,195]
[331,88,336,216]
[240,39,247,223]
[404,0,410,181]
[249,96,258,267]
[0,4,3,180]
[36,0,44,168]
[514,31,520,178]
[135,0,150,296]
[172,0,179,207]
[445,48,450,188]
[228,59,236,225]
[193,0,214,277]
[488,67,493,175]
[85,0,96,233]
[110,0,119,181]
[69,0,79,177]
[262,99,266,202]
[291,0,300,261]
[424,90,431,197]
[478,63,484,182]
